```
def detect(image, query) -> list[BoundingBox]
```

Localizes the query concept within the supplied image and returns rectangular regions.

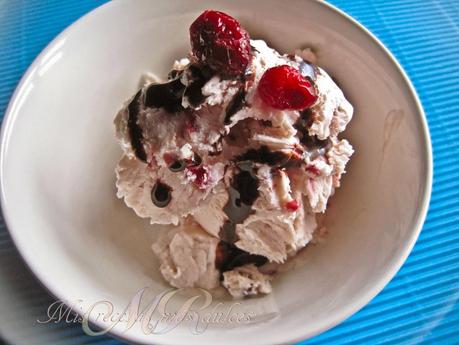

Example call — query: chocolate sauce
[224,88,246,125]
[294,109,314,141]
[233,170,259,205]
[302,134,330,151]
[208,141,223,156]
[145,77,185,113]
[220,221,239,244]
[168,153,202,172]
[151,181,172,208]
[127,89,147,162]
[167,69,183,80]
[300,108,314,121]
[236,145,290,167]
[216,241,268,275]
[219,164,259,244]
[183,64,214,108]
[243,70,256,92]
[192,154,202,166]
[294,110,330,159]
[168,160,186,172]
[220,185,254,243]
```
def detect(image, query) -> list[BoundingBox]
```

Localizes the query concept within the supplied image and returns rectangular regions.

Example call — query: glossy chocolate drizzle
[224,88,246,125]
[219,163,259,244]
[127,89,147,162]
[145,77,185,113]
[294,110,331,159]
[236,145,290,167]
[216,241,268,277]
[151,180,172,208]
[183,64,214,108]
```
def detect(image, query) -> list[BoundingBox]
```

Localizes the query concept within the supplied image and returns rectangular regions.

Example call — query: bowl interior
[0,0,430,344]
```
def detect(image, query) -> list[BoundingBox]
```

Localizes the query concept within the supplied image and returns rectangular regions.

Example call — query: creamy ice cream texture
[114,10,353,297]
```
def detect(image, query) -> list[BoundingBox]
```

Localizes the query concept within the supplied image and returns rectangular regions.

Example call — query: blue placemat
[0,1,458,344]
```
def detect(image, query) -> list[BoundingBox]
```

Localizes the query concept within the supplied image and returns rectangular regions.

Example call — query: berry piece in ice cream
[286,199,300,212]
[185,165,211,189]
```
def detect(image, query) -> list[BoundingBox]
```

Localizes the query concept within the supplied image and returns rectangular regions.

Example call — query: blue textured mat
[0,1,458,344]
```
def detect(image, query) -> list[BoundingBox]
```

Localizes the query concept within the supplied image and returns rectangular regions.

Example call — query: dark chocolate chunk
[127,89,147,162]
[145,77,185,113]
[151,181,172,208]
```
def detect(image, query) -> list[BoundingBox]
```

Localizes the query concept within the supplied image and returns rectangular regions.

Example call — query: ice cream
[152,219,220,289]
[114,10,354,298]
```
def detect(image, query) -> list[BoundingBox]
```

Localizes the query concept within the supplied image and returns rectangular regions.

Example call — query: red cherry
[286,199,300,212]
[258,65,317,110]
[189,10,251,76]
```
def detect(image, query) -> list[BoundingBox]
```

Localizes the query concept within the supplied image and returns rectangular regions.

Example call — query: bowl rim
[0,0,433,344]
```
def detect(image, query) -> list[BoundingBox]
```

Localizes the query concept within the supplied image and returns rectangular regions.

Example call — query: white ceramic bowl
[0,0,432,344]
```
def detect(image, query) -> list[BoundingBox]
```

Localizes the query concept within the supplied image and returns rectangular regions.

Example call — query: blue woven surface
[0,0,458,344]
